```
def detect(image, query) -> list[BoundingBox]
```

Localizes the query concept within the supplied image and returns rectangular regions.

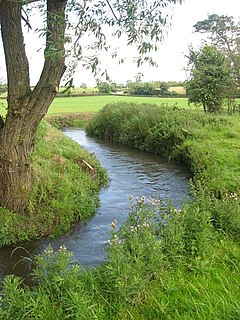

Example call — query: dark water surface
[0,128,190,285]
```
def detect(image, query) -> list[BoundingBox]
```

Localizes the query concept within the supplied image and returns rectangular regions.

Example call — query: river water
[0,128,190,286]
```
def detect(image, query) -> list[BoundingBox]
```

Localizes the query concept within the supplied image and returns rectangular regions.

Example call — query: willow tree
[0,0,182,213]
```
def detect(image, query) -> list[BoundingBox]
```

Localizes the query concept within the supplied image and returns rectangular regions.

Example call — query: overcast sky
[0,0,239,87]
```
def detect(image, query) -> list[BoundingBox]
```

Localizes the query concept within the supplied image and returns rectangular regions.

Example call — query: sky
[0,0,240,87]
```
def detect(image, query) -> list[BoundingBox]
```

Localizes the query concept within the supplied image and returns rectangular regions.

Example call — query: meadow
[48,95,189,113]
[1,94,239,115]
[0,95,188,116]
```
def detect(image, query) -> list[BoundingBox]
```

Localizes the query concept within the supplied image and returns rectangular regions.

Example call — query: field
[0,96,189,115]
[49,96,188,113]
[168,86,186,94]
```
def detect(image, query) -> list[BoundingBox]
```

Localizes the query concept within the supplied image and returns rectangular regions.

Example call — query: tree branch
[105,0,119,22]
[0,2,31,108]
[30,0,67,118]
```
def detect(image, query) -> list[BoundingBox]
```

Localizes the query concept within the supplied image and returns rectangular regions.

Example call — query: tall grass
[1,198,239,319]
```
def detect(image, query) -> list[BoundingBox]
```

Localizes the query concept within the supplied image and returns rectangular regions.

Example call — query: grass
[0,96,188,116]
[2,95,240,116]
[1,199,240,319]
[48,96,189,114]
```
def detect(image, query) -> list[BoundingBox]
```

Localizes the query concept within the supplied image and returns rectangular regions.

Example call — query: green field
[48,96,189,114]
[2,95,239,115]
[0,96,188,115]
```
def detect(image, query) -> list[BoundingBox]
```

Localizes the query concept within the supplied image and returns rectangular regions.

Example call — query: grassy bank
[45,112,96,128]
[0,121,107,247]
[87,103,240,196]
[1,103,240,319]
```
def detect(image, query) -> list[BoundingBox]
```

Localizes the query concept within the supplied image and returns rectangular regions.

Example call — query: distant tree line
[96,80,185,96]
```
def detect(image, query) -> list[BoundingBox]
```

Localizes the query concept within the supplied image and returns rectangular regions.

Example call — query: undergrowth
[1,198,239,319]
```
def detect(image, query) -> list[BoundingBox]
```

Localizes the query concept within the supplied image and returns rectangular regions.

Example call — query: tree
[97,81,112,94]
[193,14,240,90]
[159,82,169,95]
[0,0,182,213]
[80,83,87,90]
[185,45,234,113]
[130,82,157,96]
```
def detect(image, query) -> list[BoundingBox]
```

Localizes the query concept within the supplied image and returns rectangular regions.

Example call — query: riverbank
[0,121,108,247]
[1,104,240,319]
[89,103,240,237]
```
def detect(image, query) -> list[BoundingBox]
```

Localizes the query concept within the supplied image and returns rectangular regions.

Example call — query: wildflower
[109,219,117,228]
[172,208,181,214]
[148,196,155,205]
[130,226,138,233]
[108,234,120,245]
[142,222,150,228]
[129,195,133,201]
[59,245,67,251]
[44,246,53,255]
[230,192,238,200]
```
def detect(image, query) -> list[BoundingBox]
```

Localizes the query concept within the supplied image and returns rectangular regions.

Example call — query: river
[0,128,190,286]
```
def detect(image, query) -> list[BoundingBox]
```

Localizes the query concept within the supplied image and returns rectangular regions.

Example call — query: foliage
[97,81,116,94]
[45,112,95,128]
[185,45,235,113]
[87,102,240,201]
[60,0,184,76]
[129,82,157,96]
[193,14,240,91]
[80,83,87,89]
[159,82,169,95]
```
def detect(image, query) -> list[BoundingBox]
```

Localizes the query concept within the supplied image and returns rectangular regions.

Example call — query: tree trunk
[0,0,67,213]
[0,119,35,212]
